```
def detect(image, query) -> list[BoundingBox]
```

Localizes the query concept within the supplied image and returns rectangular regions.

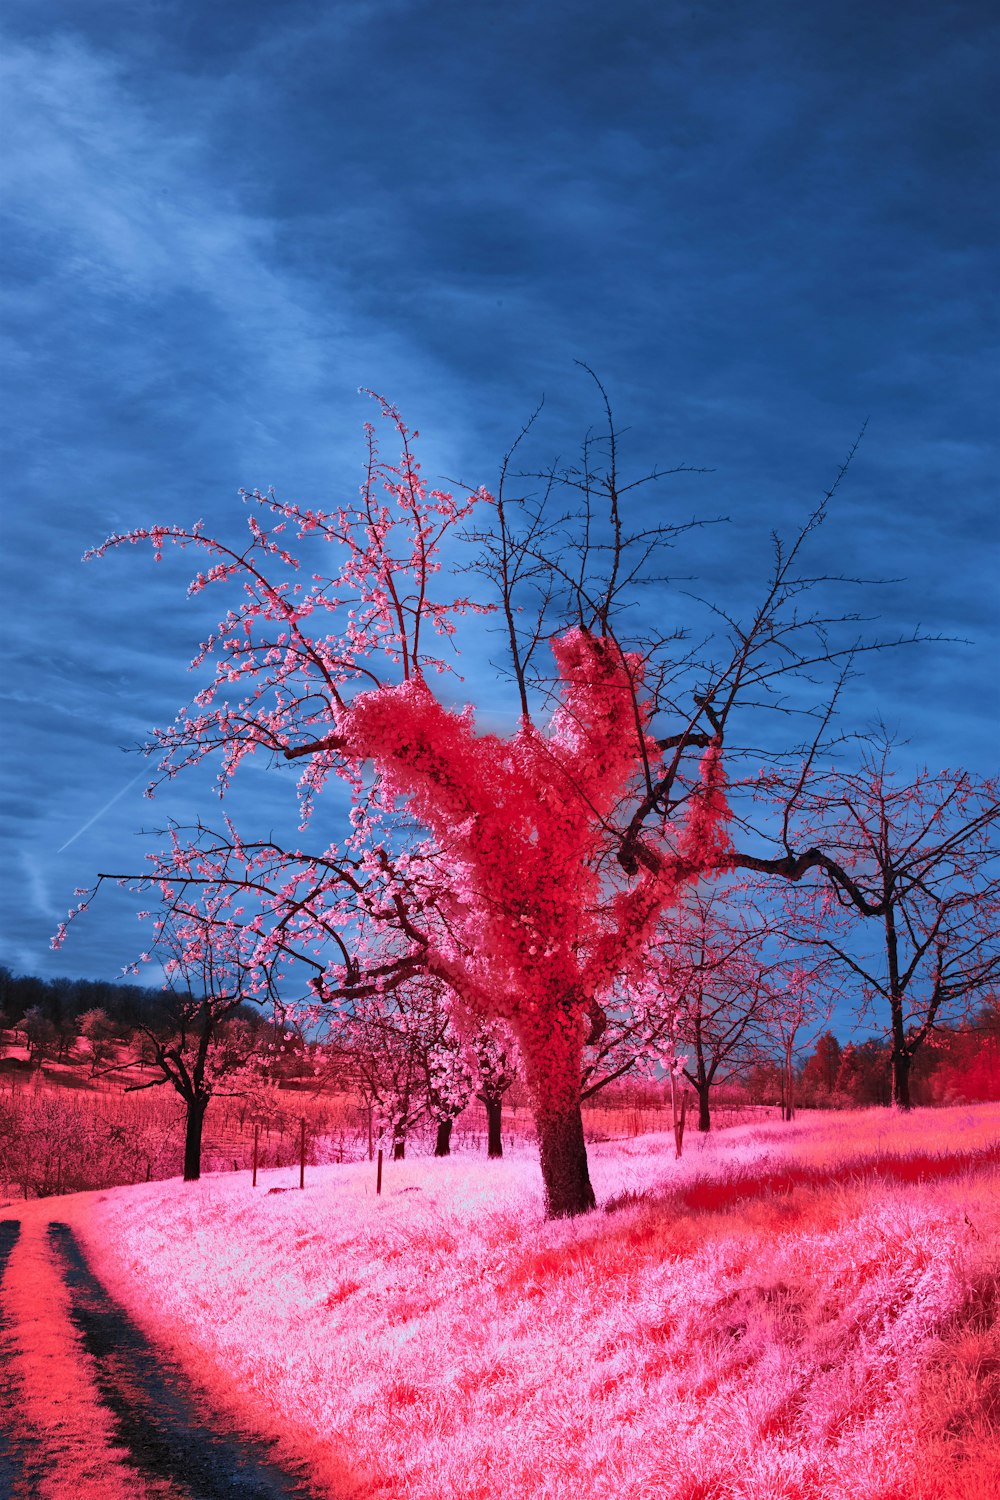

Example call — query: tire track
[0,1218,40,1500]
[47,1222,323,1499]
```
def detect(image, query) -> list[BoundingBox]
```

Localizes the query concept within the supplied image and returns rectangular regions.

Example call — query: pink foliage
[338,628,732,1107]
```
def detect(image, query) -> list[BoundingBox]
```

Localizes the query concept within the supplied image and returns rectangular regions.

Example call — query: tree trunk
[392,1129,406,1161]
[890,1048,912,1109]
[183,1095,208,1182]
[697,1086,711,1133]
[516,1001,595,1218]
[534,1101,596,1218]
[485,1096,503,1158]
[434,1118,453,1157]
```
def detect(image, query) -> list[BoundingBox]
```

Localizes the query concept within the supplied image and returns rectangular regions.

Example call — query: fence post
[252,1123,259,1188]
[299,1117,306,1189]
[376,1147,383,1197]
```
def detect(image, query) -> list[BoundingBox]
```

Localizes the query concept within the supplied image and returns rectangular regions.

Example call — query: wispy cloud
[56,769,147,854]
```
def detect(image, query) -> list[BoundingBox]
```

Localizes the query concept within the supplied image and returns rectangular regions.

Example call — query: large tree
[62,390,924,1215]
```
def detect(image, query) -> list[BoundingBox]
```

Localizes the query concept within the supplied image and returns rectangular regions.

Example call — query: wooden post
[376,1147,383,1196]
[299,1117,306,1189]
[669,1069,682,1158]
[252,1123,259,1187]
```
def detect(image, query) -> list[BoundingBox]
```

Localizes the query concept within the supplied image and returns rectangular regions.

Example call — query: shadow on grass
[605,1141,1000,1218]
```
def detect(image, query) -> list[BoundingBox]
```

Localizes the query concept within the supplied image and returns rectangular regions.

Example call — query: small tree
[800,1031,842,1103]
[22,1006,57,1064]
[657,890,779,1133]
[471,1020,519,1158]
[123,900,274,1181]
[78,1007,117,1076]
[425,1030,475,1157]
[325,994,428,1161]
[766,746,1000,1107]
[835,1038,891,1106]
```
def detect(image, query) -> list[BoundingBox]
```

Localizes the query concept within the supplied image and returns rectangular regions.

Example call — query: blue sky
[1,0,997,1006]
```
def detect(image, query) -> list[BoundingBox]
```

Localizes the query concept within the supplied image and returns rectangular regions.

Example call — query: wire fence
[0,1068,779,1200]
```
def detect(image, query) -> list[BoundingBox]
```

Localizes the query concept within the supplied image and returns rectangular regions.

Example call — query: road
[0,1215,323,1500]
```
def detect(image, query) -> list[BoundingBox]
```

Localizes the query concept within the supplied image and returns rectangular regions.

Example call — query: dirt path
[0,1218,49,1499]
[0,1216,325,1499]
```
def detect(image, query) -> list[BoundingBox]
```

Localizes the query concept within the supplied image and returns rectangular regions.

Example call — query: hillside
[2,1105,998,1499]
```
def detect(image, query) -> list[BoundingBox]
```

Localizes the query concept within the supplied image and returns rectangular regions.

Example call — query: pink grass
[25,1105,1000,1499]
[0,1221,141,1498]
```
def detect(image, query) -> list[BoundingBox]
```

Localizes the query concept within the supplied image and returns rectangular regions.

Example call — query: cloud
[2,3,996,988]
[56,769,148,853]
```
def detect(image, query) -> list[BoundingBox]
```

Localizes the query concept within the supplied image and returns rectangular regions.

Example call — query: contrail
[57,770,147,854]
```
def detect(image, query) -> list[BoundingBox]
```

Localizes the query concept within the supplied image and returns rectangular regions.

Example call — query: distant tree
[925,994,1000,1104]
[22,1006,57,1063]
[743,1057,783,1109]
[766,746,1000,1108]
[425,1032,476,1157]
[123,897,275,1182]
[834,1038,891,1106]
[657,891,779,1133]
[324,995,428,1161]
[801,1031,842,1101]
[472,1020,519,1158]
[78,1007,117,1076]
[392,976,477,1157]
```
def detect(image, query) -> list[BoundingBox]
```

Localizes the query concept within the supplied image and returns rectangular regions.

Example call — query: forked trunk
[434,1118,453,1157]
[697,1088,711,1133]
[183,1095,209,1182]
[485,1097,503,1158]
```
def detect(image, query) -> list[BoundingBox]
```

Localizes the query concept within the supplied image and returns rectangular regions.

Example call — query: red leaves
[678,740,734,874]
[333,628,736,1099]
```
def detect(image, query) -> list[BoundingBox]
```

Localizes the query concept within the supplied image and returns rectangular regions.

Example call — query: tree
[123,901,274,1181]
[425,1027,476,1157]
[78,1007,117,1076]
[324,994,428,1161]
[63,390,927,1216]
[835,1038,890,1106]
[658,890,779,1133]
[926,994,1000,1104]
[22,1006,57,1064]
[766,745,1000,1107]
[769,963,833,1122]
[348,975,477,1158]
[470,1020,518,1158]
[800,1030,842,1102]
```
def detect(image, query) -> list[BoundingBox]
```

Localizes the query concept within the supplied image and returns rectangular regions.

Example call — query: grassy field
[32,1102,998,1500]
